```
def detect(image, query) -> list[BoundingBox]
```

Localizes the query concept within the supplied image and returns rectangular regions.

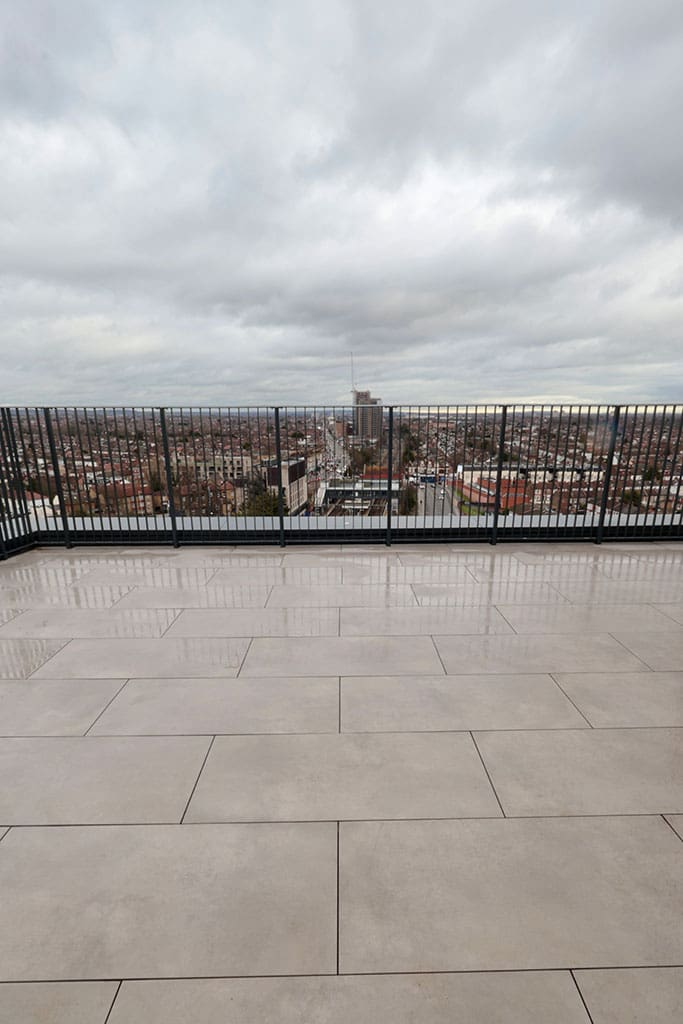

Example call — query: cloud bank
[1,0,682,404]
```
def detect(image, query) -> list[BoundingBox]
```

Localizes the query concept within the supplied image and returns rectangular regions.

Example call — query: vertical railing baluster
[43,407,72,548]
[490,405,508,545]
[273,407,286,547]
[386,406,394,546]
[596,405,621,544]
[159,407,179,548]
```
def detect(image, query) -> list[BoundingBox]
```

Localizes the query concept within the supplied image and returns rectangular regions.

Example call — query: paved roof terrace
[0,541,682,1022]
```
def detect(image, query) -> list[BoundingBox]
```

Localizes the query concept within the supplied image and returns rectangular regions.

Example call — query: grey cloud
[1,0,682,405]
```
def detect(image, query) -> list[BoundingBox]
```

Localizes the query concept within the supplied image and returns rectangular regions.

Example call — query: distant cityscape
[2,396,683,523]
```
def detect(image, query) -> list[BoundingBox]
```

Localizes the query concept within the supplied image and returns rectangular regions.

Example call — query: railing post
[490,405,508,545]
[385,406,394,546]
[596,405,621,544]
[2,409,31,541]
[159,407,179,548]
[273,407,286,547]
[43,407,72,548]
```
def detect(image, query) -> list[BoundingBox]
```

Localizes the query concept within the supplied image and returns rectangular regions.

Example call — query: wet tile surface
[2,542,683,991]
[32,637,251,678]
[434,633,646,674]
[241,636,444,676]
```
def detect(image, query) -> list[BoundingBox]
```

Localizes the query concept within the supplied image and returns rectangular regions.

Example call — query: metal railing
[1,404,682,556]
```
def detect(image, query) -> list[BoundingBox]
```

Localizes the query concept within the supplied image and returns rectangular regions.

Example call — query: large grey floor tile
[666,815,683,840]
[575,967,683,1024]
[434,634,645,674]
[267,584,417,607]
[91,677,339,735]
[0,982,118,1024]
[185,733,501,822]
[242,637,443,676]
[414,582,568,606]
[0,608,181,638]
[613,629,683,670]
[165,607,339,637]
[32,637,250,678]
[340,606,512,635]
[342,674,588,731]
[0,679,124,735]
[339,816,683,973]
[475,728,683,815]
[109,972,590,1024]
[496,603,677,634]
[554,671,683,727]
[0,823,336,979]
[115,586,271,608]
[0,736,209,823]
[0,639,67,678]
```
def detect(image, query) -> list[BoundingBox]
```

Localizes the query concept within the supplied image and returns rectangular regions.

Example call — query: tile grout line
[570,969,596,1024]
[83,679,133,735]
[159,609,185,638]
[1,964,683,984]
[469,731,506,818]
[548,673,594,728]
[336,820,340,976]
[606,631,656,671]
[429,634,448,676]
[103,980,123,1024]
[235,637,254,678]
[25,638,73,679]
[179,735,215,824]
[491,604,518,634]
[661,814,683,843]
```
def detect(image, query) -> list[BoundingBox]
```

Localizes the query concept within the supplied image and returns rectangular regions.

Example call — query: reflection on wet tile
[0,609,181,639]
[0,639,67,678]
[496,603,678,634]
[0,587,133,610]
[76,567,218,587]
[434,634,645,674]
[166,608,339,637]
[267,585,417,608]
[554,580,683,604]
[242,637,443,677]
[414,582,567,607]
[340,606,512,635]
[210,567,343,586]
[32,638,250,678]
[342,564,478,584]
[115,586,271,609]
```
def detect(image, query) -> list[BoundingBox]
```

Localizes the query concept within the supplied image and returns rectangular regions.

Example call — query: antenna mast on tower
[350,351,356,400]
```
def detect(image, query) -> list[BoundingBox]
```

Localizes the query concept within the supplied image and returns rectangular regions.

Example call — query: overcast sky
[2,1,682,406]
